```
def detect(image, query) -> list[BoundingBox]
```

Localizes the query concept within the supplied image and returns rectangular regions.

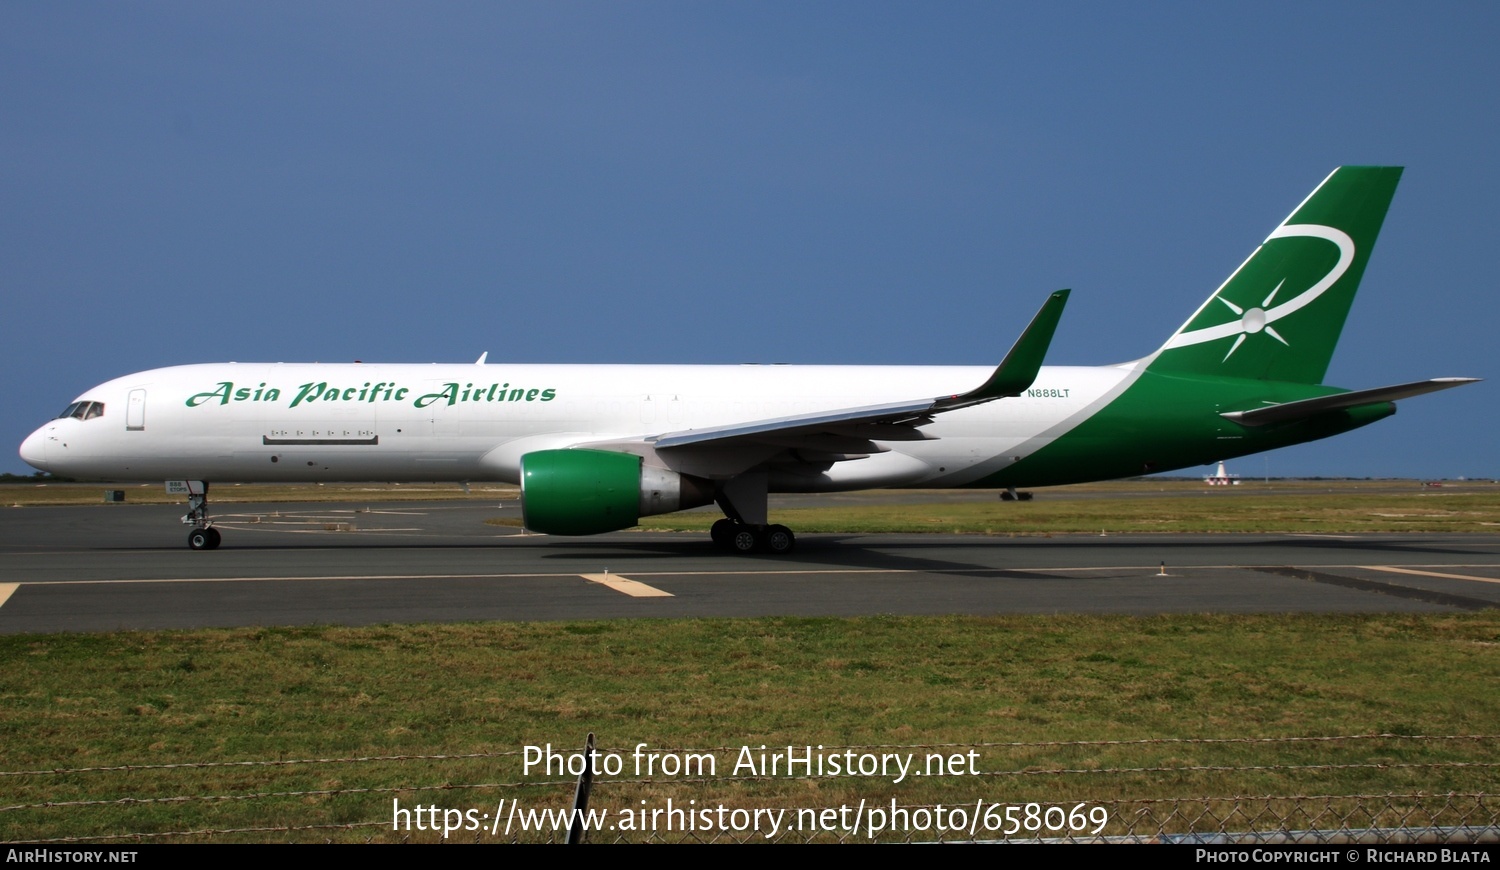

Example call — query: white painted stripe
[0,583,17,609]
[580,573,673,598]
[11,564,1499,590]
[15,569,909,587]
[215,526,426,532]
[1365,566,1500,586]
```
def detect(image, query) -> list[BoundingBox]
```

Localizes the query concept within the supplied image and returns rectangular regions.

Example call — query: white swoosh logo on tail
[1163,223,1355,360]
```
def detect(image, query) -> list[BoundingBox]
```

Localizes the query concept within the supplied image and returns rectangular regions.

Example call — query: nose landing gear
[172,480,221,550]
[187,526,221,550]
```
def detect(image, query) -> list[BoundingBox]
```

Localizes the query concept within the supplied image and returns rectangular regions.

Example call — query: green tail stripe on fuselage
[969,372,1394,489]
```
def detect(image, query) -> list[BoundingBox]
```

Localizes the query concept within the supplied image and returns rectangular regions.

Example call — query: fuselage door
[126,389,146,430]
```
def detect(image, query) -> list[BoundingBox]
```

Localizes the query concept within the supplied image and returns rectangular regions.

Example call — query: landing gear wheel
[762,524,795,555]
[180,482,218,549]
[710,518,736,549]
[730,527,760,554]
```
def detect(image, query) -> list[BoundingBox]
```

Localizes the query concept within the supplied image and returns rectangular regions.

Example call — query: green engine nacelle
[519,449,714,536]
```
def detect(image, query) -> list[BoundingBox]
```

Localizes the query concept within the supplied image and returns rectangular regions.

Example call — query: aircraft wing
[1220,377,1481,427]
[646,289,1070,451]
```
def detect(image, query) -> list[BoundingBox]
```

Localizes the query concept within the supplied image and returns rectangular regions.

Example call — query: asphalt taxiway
[1,500,1497,633]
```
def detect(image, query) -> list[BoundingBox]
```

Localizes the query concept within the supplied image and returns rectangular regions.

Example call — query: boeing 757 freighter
[18,167,1478,553]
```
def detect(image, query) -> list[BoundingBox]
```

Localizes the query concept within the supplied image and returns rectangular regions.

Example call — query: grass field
[627,480,1500,534]
[639,494,1500,534]
[1,480,513,506]
[10,478,1500,534]
[2,613,1496,842]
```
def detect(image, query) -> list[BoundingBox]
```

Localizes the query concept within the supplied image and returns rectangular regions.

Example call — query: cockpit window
[57,401,104,420]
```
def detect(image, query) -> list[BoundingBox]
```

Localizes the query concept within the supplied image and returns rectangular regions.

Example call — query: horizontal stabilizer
[1221,378,1480,426]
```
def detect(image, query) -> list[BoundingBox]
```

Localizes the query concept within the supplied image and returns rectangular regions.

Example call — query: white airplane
[18,167,1478,553]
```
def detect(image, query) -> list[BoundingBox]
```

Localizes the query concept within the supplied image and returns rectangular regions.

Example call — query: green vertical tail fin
[1148,166,1403,384]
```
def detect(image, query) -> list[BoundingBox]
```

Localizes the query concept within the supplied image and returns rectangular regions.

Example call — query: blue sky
[2,2,1494,478]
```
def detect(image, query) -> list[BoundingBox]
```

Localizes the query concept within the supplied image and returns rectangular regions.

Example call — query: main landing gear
[710,472,795,555]
[177,480,221,550]
[710,518,796,555]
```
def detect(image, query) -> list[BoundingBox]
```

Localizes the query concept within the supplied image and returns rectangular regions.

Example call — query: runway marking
[13,569,911,586]
[0,583,17,609]
[318,509,431,516]
[1250,566,1495,612]
[217,526,427,533]
[579,573,673,598]
[10,564,1500,589]
[1366,566,1500,586]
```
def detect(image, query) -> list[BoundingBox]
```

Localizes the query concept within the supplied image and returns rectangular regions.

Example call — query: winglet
[934,289,1070,411]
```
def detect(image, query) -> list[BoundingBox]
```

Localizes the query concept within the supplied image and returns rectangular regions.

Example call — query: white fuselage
[19,361,1136,490]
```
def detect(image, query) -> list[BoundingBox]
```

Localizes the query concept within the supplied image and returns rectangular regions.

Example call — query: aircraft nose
[19,426,48,469]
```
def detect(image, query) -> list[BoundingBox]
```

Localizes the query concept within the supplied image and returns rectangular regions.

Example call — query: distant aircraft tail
[1147,166,1403,384]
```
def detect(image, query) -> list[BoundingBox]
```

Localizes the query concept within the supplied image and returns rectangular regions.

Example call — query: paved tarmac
[1,499,1497,633]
